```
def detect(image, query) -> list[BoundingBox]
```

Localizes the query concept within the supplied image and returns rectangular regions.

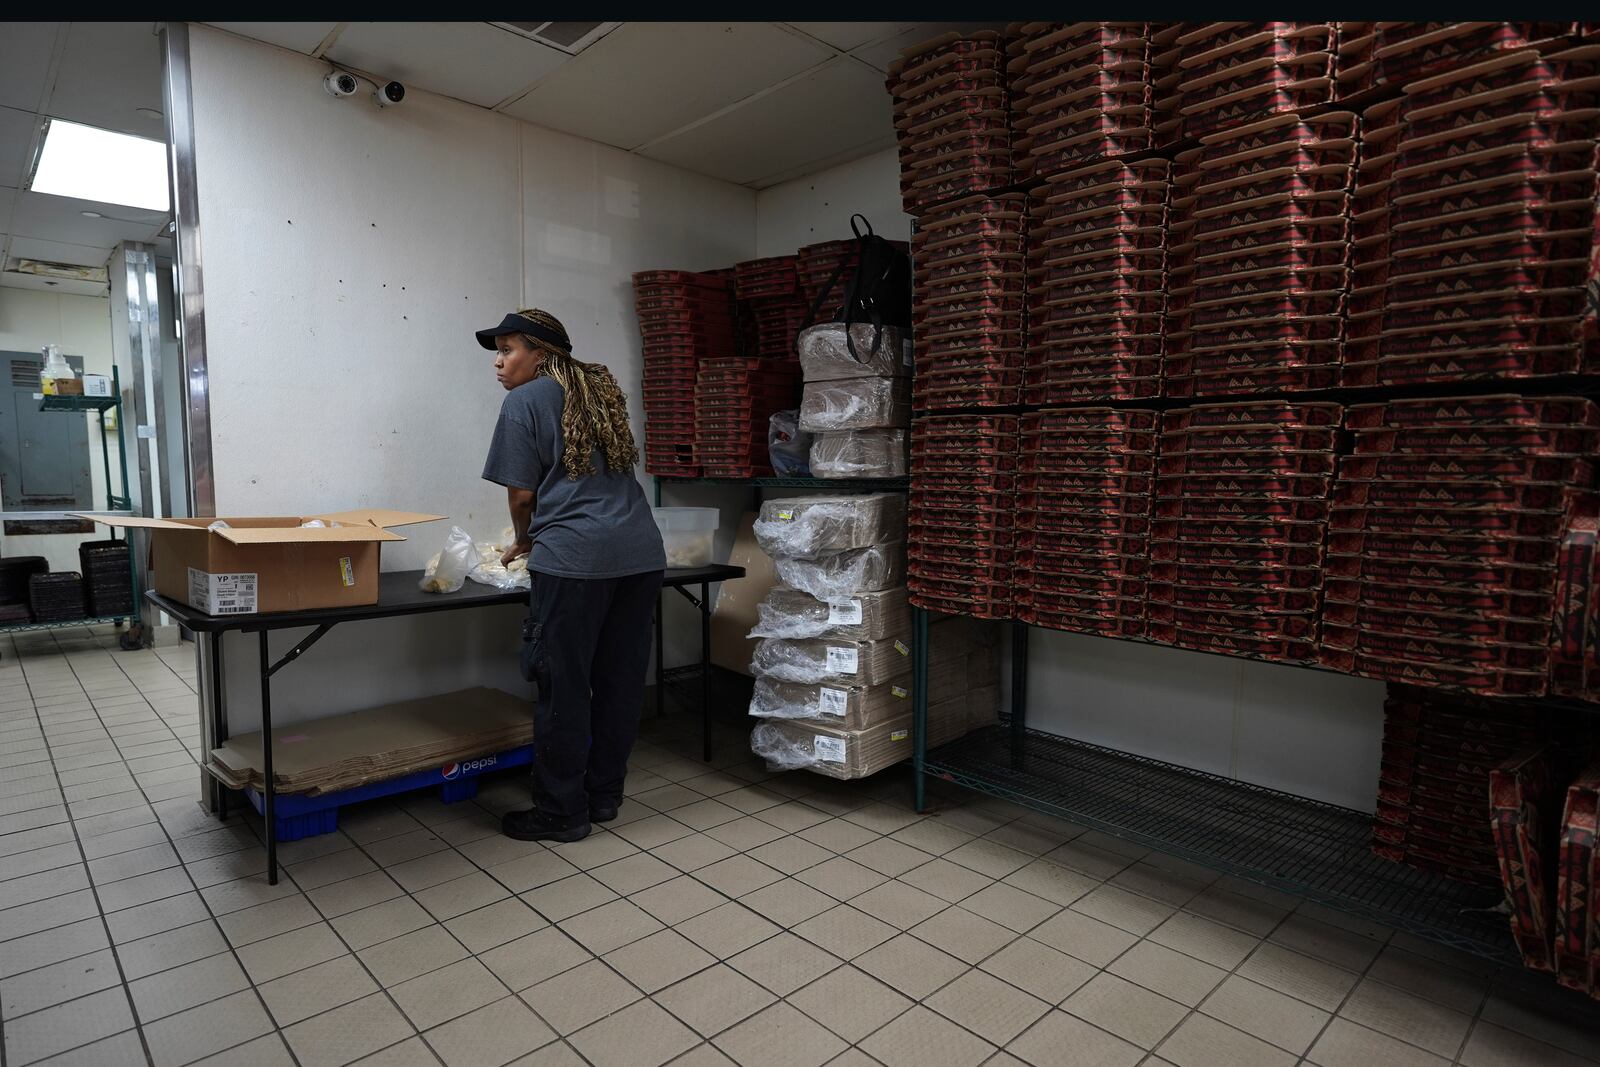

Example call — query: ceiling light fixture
[27,118,170,212]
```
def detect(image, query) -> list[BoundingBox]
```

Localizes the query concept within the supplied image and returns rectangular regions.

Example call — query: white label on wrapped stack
[813,735,847,763]
[827,599,863,625]
[817,687,849,717]
[825,646,858,674]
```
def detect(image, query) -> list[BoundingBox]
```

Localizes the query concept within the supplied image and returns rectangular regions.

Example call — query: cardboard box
[749,686,992,780]
[753,586,910,641]
[82,373,113,397]
[93,508,442,614]
[710,512,776,677]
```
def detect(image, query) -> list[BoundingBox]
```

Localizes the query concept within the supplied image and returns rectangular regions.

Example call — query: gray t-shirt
[482,376,665,579]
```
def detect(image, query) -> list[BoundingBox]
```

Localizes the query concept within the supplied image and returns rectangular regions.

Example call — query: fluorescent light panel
[30,119,170,212]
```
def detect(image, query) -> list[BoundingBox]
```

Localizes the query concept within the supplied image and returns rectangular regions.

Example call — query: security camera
[324,71,358,98]
[375,81,405,108]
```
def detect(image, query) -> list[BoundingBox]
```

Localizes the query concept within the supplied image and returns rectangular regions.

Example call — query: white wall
[0,287,124,570]
[189,26,756,729]
[754,147,911,256]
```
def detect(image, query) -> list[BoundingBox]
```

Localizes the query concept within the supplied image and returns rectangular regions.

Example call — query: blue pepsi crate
[243,745,533,841]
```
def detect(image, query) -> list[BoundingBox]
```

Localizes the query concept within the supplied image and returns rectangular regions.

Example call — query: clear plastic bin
[652,507,719,568]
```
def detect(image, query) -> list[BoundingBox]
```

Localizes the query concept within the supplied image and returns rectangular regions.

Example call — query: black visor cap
[475,313,572,352]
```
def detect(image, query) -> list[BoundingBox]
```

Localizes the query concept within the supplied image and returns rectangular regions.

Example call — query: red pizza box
[1150,540,1322,568]
[910,452,1020,480]
[1327,529,1561,567]
[1016,585,1144,619]
[1328,625,1550,671]
[1155,495,1329,522]
[1338,451,1593,484]
[1344,394,1600,429]
[1332,649,1550,695]
[1329,503,1569,539]
[1155,471,1334,499]
[1014,508,1151,538]
[1350,422,1600,457]
[1017,474,1154,500]
[1147,602,1316,641]
[1151,560,1322,590]
[1555,761,1600,996]
[907,573,1012,607]
[1149,622,1319,663]
[1018,569,1146,601]
[1150,518,1325,546]
[1014,547,1149,579]
[1024,377,1163,406]
[1022,407,1159,433]
[1164,425,1339,453]
[1157,450,1337,478]
[1322,550,1556,592]
[1325,577,1553,620]
[1324,602,1551,645]
[1344,348,1587,388]
[1149,581,1318,613]
[1490,748,1563,971]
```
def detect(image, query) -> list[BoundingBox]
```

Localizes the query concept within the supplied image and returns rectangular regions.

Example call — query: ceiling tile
[6,234,113,268]
[785,23,916,53]
[326,21,567,108]
[0,106,40,190]
[47,22,166,141]
[10,191,164,248]
[207,22,341,55]
[502,22,834,151]
[850,23,1002,72]
[639,57,894,188]
[0,22,61,112]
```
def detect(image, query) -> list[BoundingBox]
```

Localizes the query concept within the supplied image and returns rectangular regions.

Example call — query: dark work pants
[527,569,664,825]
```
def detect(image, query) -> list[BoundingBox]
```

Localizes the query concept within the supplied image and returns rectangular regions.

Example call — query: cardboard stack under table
[209,688,534,797]
[1322,395,1600,696]
[1015,408,1154,637]
[1006,23,1171,183]
[908,415,1018,619]
[1372,687,1547,887]
[888,31,1012,215]
[1155,23,1341,142]
[633,269,739,477]
[1026,161,1168,405]
[1346,45,1600,387]
[1150,401,1341,664]
[694,357,802,479]
[735,256,807,361]
[1557,761,1600,999]
[912,194,1027,410]
[1165,109,1358,397]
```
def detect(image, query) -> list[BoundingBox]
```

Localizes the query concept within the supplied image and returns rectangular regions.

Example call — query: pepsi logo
[441,762,461,780]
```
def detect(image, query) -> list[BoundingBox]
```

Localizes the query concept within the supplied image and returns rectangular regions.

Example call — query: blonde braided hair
[516,308,640,478]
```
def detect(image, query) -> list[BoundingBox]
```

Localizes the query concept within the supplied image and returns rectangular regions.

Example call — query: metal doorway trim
[159,21,215,517]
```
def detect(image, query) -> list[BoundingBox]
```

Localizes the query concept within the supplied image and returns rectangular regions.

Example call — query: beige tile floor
[3,628,1600,1066]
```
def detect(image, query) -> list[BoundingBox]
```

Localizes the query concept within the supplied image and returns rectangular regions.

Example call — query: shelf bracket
[263,623,335,677]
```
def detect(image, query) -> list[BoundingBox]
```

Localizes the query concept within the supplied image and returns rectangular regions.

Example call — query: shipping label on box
[188,568,258,615]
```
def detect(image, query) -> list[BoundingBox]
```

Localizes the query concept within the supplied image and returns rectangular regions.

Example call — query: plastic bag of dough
[469,553,531,591]
[419,526,475,594]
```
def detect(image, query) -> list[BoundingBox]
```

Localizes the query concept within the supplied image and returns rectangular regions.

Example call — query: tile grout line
[3,630,156,1067]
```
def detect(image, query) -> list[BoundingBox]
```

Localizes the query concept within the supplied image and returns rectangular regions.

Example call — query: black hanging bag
[802,214,912,363]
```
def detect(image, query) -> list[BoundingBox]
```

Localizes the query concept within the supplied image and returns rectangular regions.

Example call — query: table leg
[700,580,711,763]
[655,591,664,718]
[912,607,928,814]
[209,633,228,818]
[258,631,278,885]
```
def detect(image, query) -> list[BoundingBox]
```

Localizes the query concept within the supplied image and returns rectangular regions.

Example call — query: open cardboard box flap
[78,509,442,544]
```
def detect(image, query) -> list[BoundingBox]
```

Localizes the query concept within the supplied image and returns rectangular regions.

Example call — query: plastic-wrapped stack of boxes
[796,323,912,479]
[1007,23,1170,184]
[1156,23,1340,141]
[693,358,802,479]
[735,256,809,360]
[747,494,997,776]
[1026,161,1168,405]
[912,193,1028,410]
[908,415,1017,619]
[1017,408,1155,637]
[888,31,1012,215]
[1166,109,1357,398]
[1322,396,1599,695]
[633,270,739,477]
[1345,45,1600,387]
[1152,401,1342,663]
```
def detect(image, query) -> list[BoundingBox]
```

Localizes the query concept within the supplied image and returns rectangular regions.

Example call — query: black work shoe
[590,805,619,824]
[501,809,590,842]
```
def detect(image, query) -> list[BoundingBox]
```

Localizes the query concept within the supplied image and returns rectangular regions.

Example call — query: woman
[477,308,666,842]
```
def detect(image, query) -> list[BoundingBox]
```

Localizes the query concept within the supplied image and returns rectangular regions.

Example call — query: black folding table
[151,561,744,883]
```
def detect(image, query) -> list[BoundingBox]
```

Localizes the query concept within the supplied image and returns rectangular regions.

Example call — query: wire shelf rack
[923,723,1518,963]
